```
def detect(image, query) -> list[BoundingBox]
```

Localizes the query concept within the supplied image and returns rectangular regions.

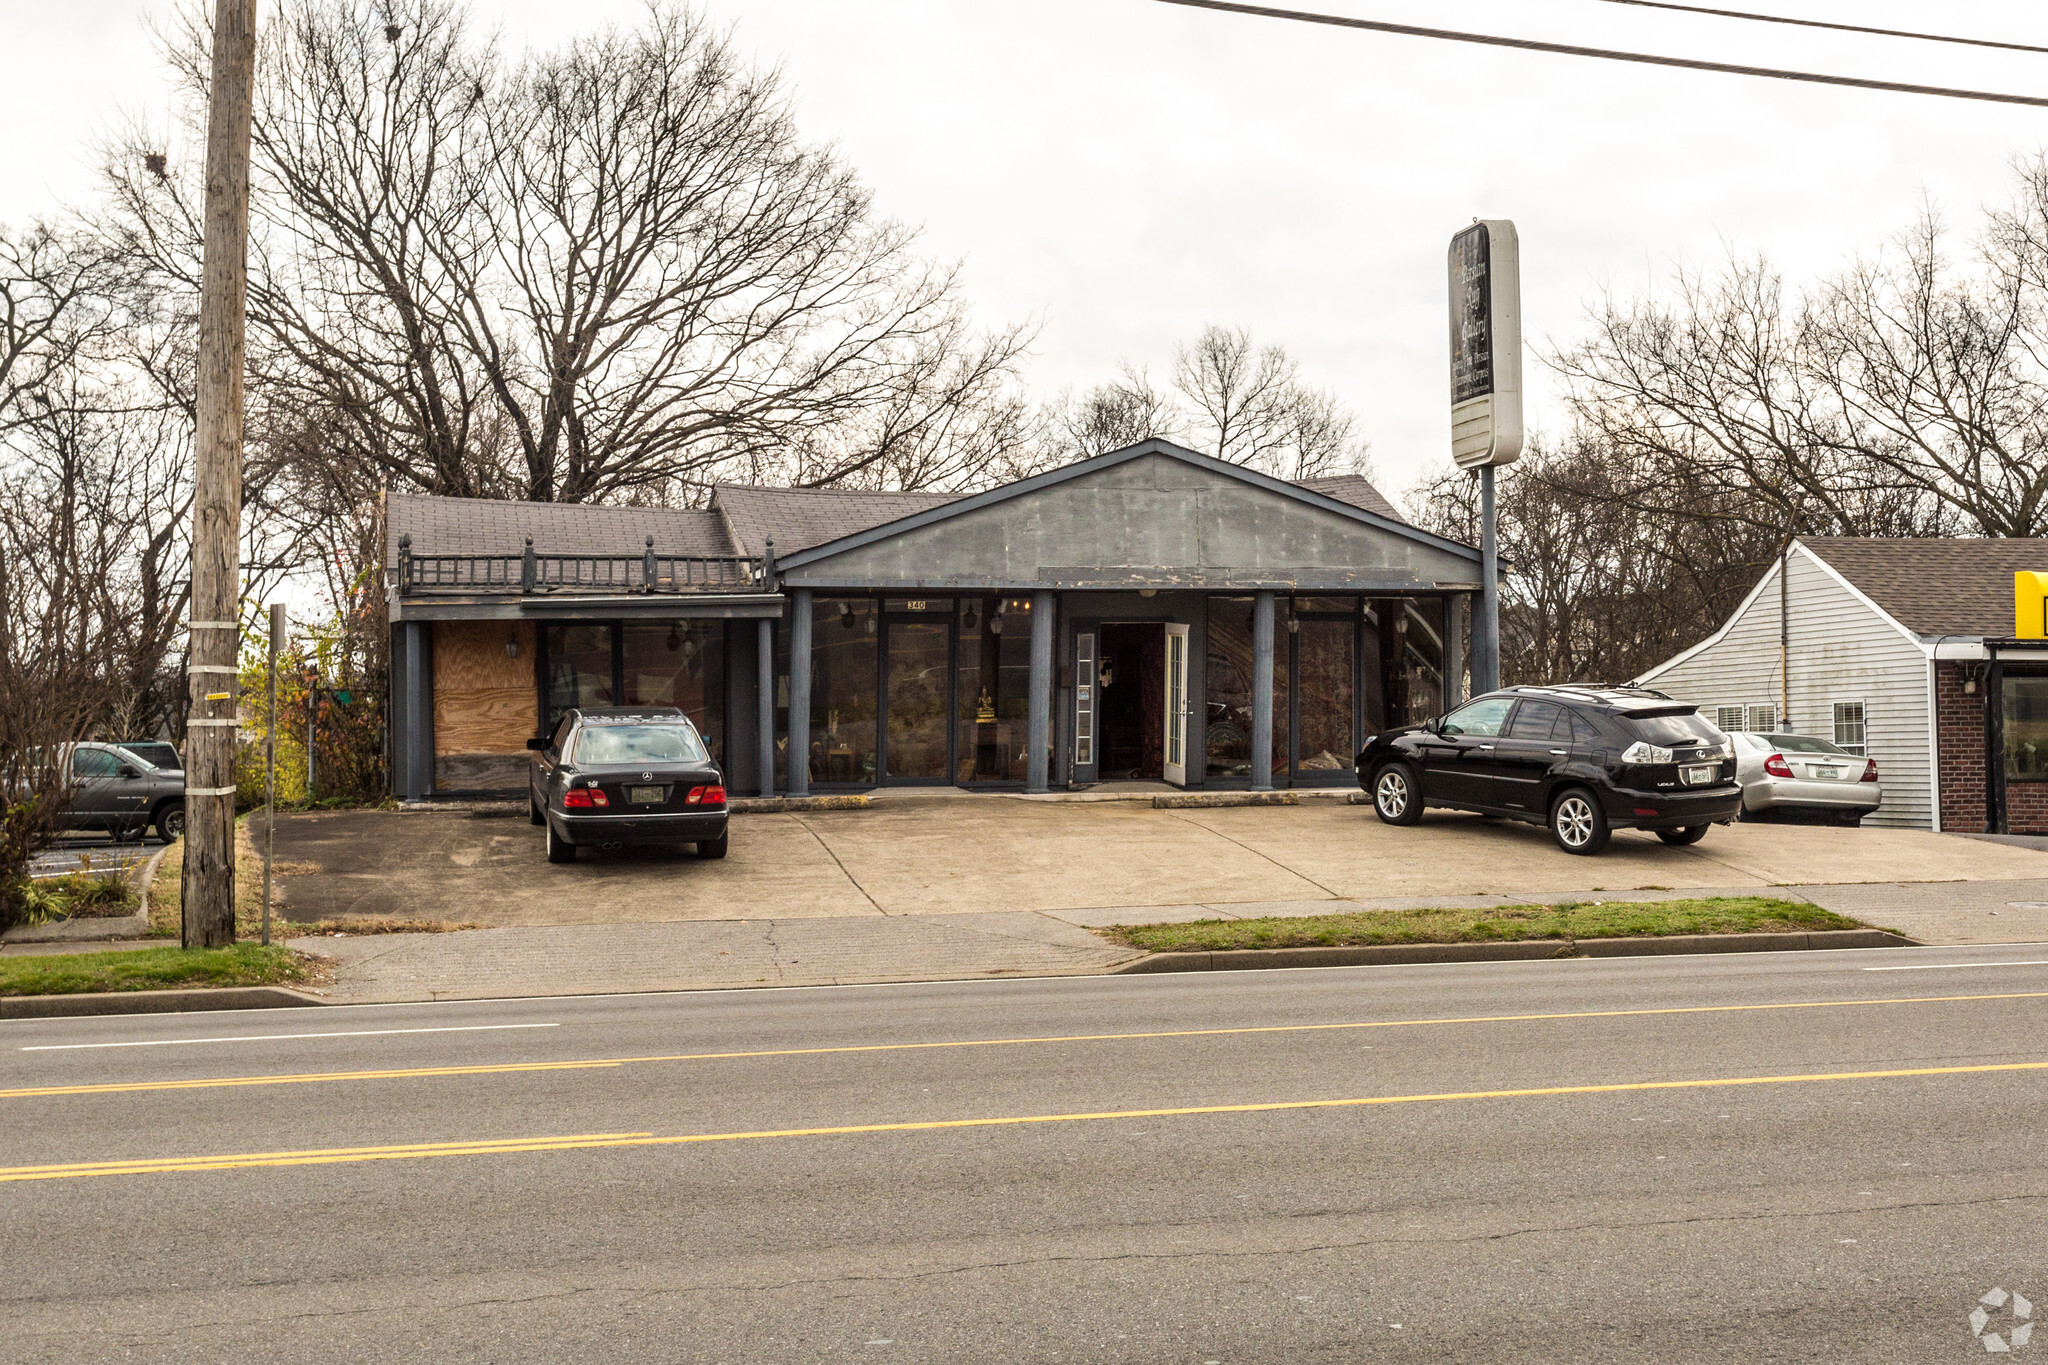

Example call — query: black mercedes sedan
[528,707,728,864]
[1355,685,1741,855]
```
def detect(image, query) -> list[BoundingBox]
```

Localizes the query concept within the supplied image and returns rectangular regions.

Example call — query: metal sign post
[1448,219,1524,696]
[264,604,282,946]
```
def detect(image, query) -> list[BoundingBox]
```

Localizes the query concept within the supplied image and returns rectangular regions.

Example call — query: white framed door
[1163,623,1190,786]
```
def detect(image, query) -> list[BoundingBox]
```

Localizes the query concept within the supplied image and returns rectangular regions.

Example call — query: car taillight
[563,787,609,808]
[686,785,727,806]
[1763,754,1793,779]
[1861,759,1879,782]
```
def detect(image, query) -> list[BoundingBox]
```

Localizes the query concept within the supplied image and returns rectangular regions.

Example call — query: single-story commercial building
[1637,536,2048,833]
[386,439,1487,799]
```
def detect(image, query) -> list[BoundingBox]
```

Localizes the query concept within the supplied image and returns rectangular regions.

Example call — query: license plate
[627,785,665,804]
[1681,764,1715,786]
[1813,767,1842,780]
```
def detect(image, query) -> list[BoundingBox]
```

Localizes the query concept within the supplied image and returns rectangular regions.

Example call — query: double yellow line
[8,1059,2048,1184]
[9,990,2048,1103]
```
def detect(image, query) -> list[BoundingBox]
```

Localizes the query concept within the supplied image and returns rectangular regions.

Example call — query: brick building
[1639,538,2048,834]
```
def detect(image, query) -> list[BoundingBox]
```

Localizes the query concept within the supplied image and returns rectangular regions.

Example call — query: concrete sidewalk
[248,795,2048,1003]
[288,877,2048,1004]
[257,798,2039,926]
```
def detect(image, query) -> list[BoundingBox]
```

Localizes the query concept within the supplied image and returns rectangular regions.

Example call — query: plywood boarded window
[434,621,539,759]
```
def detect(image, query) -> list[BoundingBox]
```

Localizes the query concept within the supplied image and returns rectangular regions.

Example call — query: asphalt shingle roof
[1296,474,1407,523]
[386,493,736,566]
[1800,536,2048,638]
[711,485,962,558]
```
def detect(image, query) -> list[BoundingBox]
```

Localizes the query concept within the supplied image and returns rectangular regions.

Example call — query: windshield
[572,723,708,766]
[1763,733,1849,755]
[1625,713,1721,746]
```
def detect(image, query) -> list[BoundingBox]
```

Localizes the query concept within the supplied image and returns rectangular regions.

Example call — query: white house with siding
[1637,537,2048,833]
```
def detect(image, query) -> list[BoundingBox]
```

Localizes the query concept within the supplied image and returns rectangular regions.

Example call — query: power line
[1595,0,2048,58]
[1152,0,2048,109]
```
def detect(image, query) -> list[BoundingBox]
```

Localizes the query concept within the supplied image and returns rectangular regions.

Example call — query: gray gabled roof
[773,439,1476,571]
[1801,536,2048,638]
[386,493,736,565]
[711,485,960,559]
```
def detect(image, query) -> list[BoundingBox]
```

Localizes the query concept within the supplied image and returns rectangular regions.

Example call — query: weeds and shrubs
[17,867,140,924]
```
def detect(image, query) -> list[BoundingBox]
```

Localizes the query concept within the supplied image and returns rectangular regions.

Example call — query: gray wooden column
[1026,590,1055,793]
[1443,595,1467,711]
[402,620,432,801]
[1251,591,1275,791]
[788,590,812,798]
[756,617,776,797]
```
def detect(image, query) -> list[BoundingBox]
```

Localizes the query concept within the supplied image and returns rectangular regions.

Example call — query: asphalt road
[6,946,2048,1362]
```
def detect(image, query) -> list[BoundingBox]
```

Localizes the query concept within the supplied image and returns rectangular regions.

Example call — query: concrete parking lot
[258,795,2038,936]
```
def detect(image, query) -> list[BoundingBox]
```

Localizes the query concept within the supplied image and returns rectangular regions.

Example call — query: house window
[1715,706,1744,733]
[1832,701,1866,755]
[1746,703,1778,732]
[2004,677,2048,780]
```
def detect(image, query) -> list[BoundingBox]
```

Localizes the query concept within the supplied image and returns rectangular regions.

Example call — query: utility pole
[182,0,257,949]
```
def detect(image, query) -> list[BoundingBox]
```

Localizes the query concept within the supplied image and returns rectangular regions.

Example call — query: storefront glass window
[1207,597,1254,779]
[545,624,614,726]
[1294,615,1354,773]
[2005,675,2048,779]
[1373,598,1444,728]
[620,622,725,764]
[956,598,1031,783]
[810,597,879,785]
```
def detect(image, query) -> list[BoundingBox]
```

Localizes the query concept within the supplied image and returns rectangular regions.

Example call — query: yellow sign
[2016,572,2048,639]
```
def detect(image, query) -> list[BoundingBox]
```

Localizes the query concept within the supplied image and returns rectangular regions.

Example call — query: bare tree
[1171,324,1369,480]
[1408,437,1779,687]
[1048,365,1178,460]
[108,0,1033,505]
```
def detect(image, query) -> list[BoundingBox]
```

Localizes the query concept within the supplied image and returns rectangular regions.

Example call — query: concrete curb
[729,795,871,815]
[0,986,331,1019]
[1152,792,1299,810]
[2,842,170,945]
[1112,929,1916,974]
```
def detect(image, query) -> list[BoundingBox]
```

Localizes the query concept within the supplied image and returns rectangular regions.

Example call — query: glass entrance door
[1162,623,1189,786]
[882,619,953,781]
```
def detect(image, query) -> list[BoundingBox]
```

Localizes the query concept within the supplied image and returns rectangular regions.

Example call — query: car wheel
[1656,824,1710,847]
[1372,763,1424,826]
[545,821,577,864]
[1549,788,1610,855]
[529,797,545,827]
[697,832,729,860]
[153,802,186,842]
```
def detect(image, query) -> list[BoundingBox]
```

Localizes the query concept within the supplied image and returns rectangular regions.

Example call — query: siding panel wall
[1641,549,1933,828]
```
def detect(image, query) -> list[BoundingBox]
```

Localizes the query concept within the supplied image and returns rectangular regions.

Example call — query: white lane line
[20,1024,559,1051]
[1862,961,2048,972]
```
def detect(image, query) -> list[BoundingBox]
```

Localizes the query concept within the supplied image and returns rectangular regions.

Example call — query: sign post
[1448,219,1524,696]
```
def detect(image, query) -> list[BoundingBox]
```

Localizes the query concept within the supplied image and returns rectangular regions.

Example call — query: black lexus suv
[1355,685,1741,855]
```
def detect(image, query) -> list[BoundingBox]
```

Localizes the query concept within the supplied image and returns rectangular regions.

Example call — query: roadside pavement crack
[1164,811,1343,898]
[787,814,885,914]
[676,1188,2048,1295]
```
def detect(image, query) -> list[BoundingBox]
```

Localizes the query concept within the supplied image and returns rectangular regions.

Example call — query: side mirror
[120,765,144,779]
[525,736,547,751]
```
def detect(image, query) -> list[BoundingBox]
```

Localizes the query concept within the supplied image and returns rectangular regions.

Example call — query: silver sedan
[1729,732,1881,826]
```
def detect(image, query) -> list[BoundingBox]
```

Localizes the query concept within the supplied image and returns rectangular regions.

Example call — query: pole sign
[1448,219,1524,469]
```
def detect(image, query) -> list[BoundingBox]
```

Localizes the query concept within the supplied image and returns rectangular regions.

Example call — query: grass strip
[1100,897,1869,954]
[0,943,314,997]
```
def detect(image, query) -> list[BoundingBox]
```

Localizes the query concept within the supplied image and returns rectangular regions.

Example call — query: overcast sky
[6,0,2048,497]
